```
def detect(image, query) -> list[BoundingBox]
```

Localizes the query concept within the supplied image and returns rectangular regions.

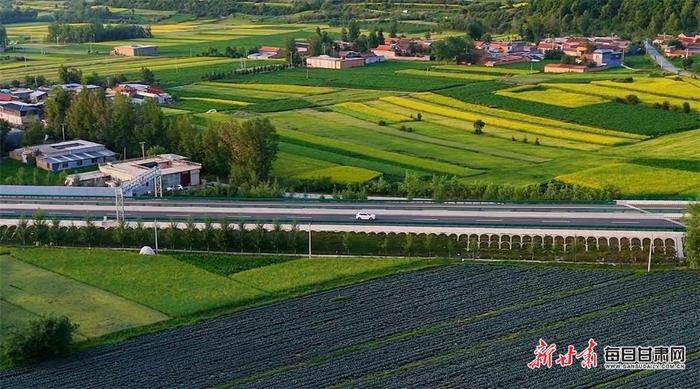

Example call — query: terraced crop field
[3,15,699,197]
[3,263,697,387]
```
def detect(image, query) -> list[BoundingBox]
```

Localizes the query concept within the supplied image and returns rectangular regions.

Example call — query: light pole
[61,123,66,141]
[647,234,653,272]
[139,141,146,159]
[308,223,312,258]
[153,219,159,254]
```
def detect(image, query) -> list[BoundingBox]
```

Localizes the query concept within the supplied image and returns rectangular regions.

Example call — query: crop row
[380,96,634,146]
[333,102,409,123]
[0,265,631,387]
[278,141,428,178]
[243,272,699,388]
[546,83,700,112]
[396,69,497,81]
[412,93,646,140]
[273,110,530,171]
[416,287,700,388]
[438,83,700,136]
[277,127,480,177]
[593,78,700,102]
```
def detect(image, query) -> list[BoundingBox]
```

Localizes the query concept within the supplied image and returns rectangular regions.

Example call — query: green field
[0,255,168,339]
[2,247,438,342]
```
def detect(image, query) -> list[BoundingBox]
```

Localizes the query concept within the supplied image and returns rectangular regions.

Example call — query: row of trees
[47,22,151,43]
[0,214,687,265]
[0,6,38,24]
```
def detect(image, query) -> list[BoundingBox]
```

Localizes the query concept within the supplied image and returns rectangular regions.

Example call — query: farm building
[306,55,365,69]
[0,102,42,127]
[98,154,201,195]
[247,46,284,60]
[10,139,116,172]
[544,64,590,73]
[592,49,622,68]
[372,38,432,61]
[108,83,172,105]
[112,44,159,57]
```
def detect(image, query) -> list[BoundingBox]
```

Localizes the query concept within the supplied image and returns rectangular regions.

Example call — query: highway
[0,197,686,231]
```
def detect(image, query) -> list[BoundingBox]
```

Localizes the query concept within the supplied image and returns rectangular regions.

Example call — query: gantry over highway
[0,186,690,258]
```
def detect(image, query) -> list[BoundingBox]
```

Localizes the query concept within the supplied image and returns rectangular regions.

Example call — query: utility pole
[647,234,653,272]
[154,220,159,253]
[61,123,66,141]
[308,223,312,258]
[139,141,146,159]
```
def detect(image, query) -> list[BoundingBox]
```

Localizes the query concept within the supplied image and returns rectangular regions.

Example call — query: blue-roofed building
[10,139,117,172]
[592,49,623,68]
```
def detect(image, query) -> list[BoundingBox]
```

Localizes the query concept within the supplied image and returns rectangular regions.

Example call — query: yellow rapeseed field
[335,102,408,122]
[380,96,634,146]
[497,86,607,107]
[412,93,646,140]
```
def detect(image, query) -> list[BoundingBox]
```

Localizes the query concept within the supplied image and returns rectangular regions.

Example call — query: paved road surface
[0,197,685,231]
[645,40,694,77]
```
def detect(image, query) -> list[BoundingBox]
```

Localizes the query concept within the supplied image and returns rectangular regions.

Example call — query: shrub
[682,102,691,113]
[378,120,387,126]
[624,94,640,105]
[1,316,78,366]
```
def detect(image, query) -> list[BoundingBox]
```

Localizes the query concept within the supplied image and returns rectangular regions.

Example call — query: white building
[98,154,201,195]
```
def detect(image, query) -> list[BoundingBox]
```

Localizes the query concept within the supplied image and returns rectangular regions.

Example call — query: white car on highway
[355,211,376,221]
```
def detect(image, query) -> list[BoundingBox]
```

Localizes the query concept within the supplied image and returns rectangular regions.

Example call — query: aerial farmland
[1,0,699,387]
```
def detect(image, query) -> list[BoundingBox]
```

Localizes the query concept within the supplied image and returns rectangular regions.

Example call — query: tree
[0,23,6,51]
[342,232,351,254]
[22,120,45,146]
[348,20,360,42]
[140,67,155,84]
[81,215,97,247]
[202,218,215,251]
[135,98,164,149]
[284,37,302,66]
[681,56,694,70]
[253,222,266,252]
[146,145,166,156]
[57,65,82,84]
[220,118,279,184]
[164,220,180,249]
[388,19,398,38]
[340,27,348,42]
[1,315,78,365]
[473,119,485,134]
[423,233,434,256]
[684,203,700,269]
[431,36,475,62]
[0,119,11,157]
[200,124,229,177]
[353,35,369,53]
[403,233,414,256]
[31,210,48,245]
[43,87,71,139]
[110,93,135,154]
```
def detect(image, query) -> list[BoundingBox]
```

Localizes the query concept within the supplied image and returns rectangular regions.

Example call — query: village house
[306,55,366,69]
[0,101,42,127]
[69,154,202,195]
[108,83,172,105]
[247,46,284,60]
[655,33,700,58]
[10,139,116,172]
[112,44,159,56]
[371,38,431,61]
